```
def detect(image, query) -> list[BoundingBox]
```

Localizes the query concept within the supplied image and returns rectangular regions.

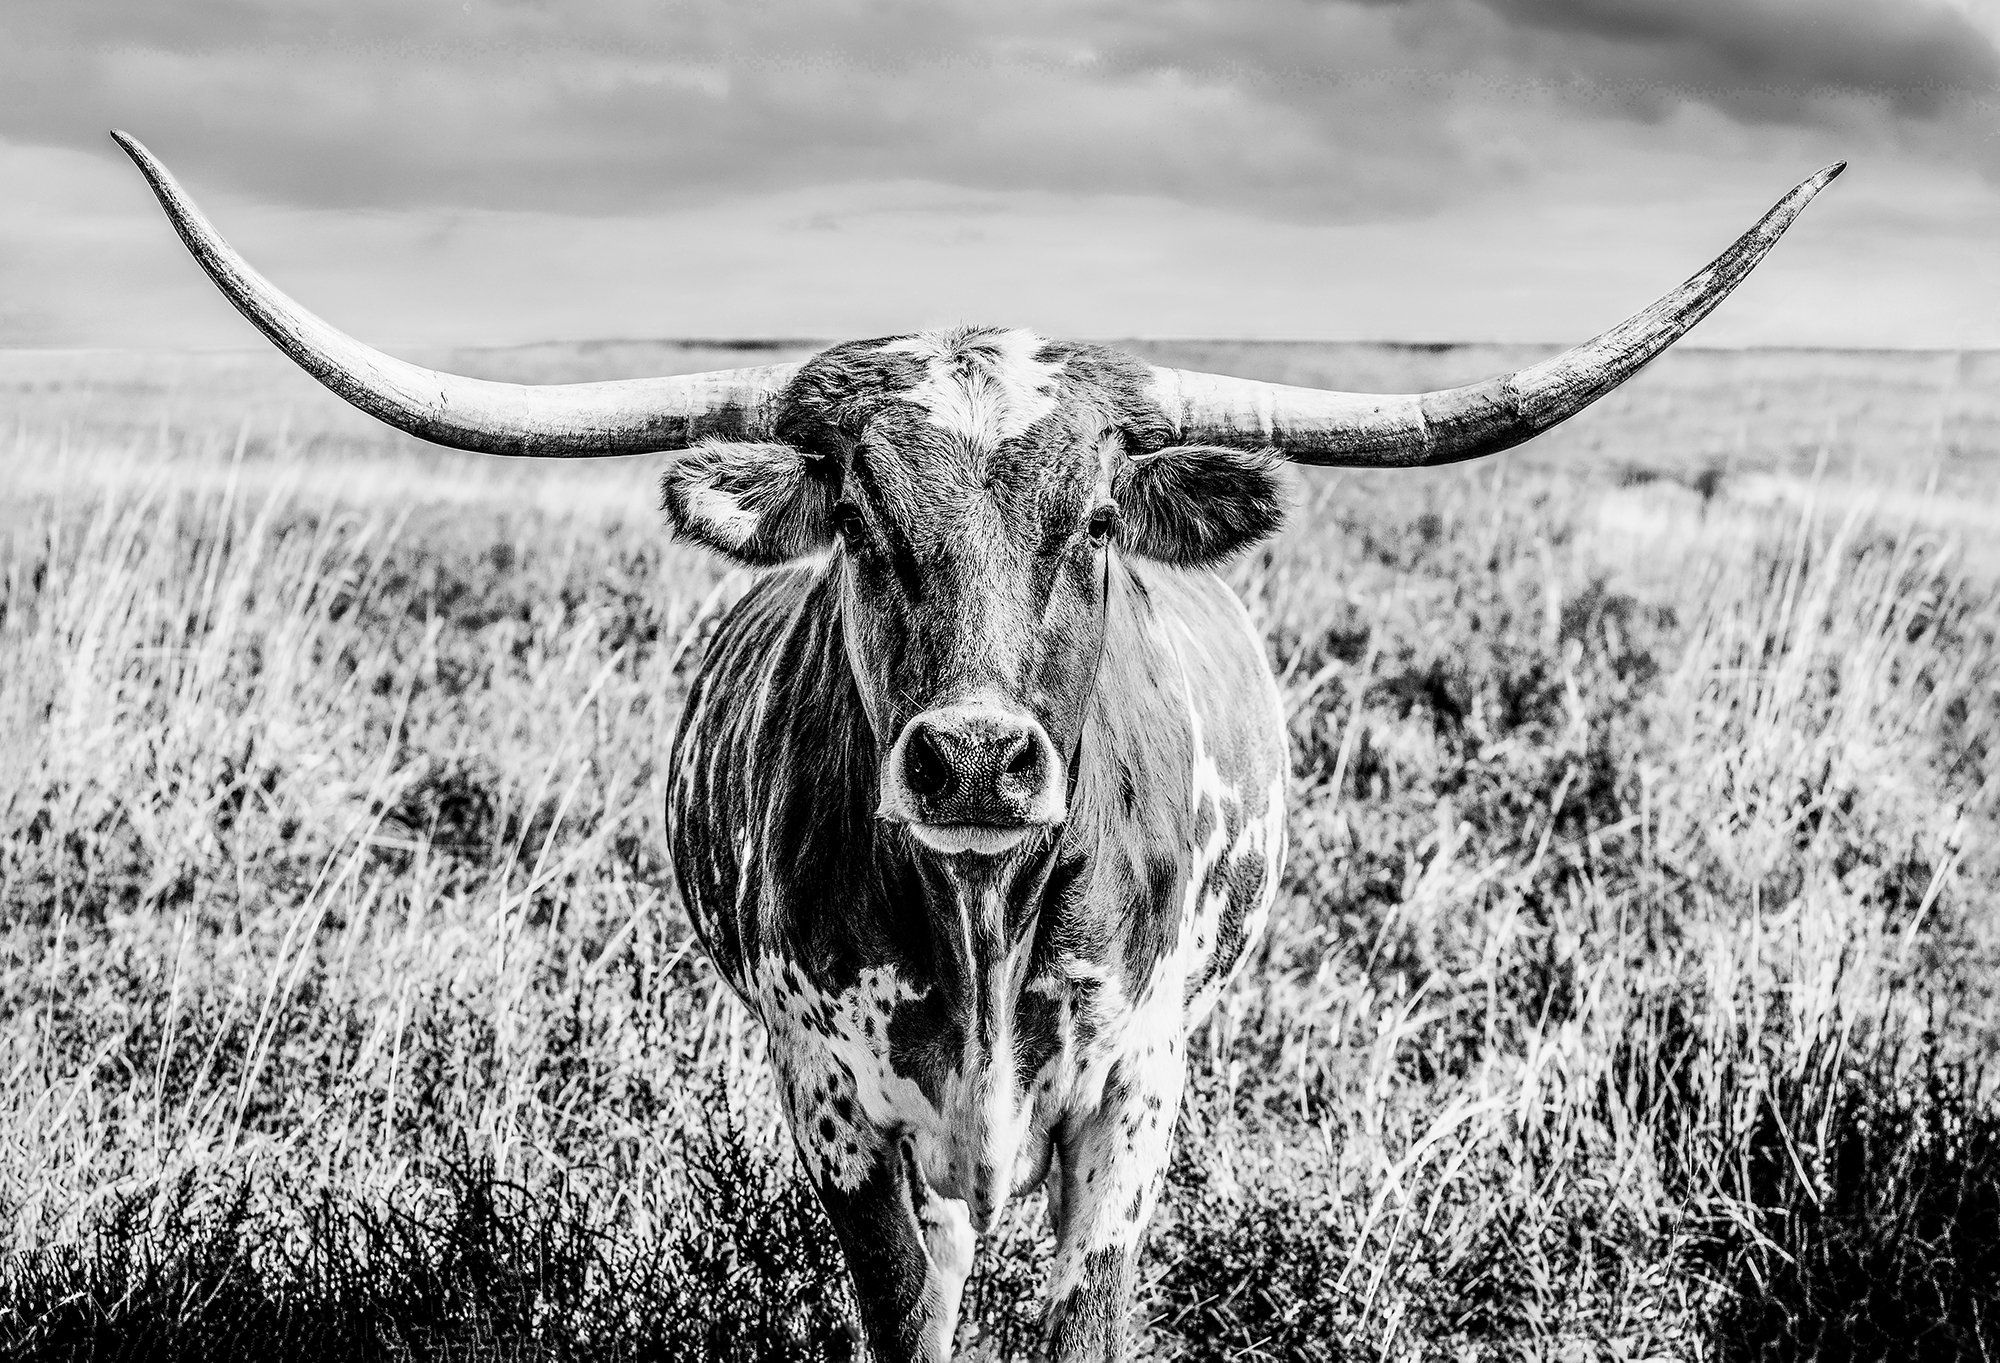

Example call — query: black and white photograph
[3,3,1997,1360]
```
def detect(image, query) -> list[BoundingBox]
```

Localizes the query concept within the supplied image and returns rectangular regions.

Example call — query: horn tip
[1779,161,1845,213]
[109,130,153,169]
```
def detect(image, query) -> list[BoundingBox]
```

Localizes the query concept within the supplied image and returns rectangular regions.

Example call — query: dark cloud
[0,0,1992,220]
[1480,0,1999,118]
[1090,1,1998,169]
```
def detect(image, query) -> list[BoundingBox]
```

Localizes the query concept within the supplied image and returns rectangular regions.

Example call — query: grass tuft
[1,1098,858,1363]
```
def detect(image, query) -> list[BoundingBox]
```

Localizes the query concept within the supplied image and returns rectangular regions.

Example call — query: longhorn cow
[117,131,1839,1361]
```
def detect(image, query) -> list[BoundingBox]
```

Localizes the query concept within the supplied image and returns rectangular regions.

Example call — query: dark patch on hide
[1015,986,1064,1093]
[1039,340,1177,454]
[1191,815,1273,1000]
[1011,852,1088,1089]
[886,987,963,1099]
[1143,850,1181,927]
[778,336,929,438]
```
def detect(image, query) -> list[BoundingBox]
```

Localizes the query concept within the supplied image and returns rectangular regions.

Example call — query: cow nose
[903,722,1037,800]
[894,705,1061,826]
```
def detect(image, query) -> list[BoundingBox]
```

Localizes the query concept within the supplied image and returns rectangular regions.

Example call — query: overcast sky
[3,0,1996,350]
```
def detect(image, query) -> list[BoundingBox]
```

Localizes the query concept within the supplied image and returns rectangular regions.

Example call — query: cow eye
[1087,503,1119,544]
[832,500,865,542]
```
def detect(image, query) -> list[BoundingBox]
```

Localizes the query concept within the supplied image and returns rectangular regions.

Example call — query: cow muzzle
[879,703,1065,856]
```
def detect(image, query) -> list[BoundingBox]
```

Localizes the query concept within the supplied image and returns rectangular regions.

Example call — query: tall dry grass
[1,348,1997,1360]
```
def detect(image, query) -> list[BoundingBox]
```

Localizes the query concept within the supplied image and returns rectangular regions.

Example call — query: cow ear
[661,440,834,565]
[1114,445,1290,567]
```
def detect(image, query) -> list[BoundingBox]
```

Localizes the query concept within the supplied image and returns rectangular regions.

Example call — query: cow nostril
[1003,737,1038,779]
[904,727,953,799]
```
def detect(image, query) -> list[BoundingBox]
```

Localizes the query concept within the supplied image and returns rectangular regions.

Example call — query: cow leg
[1042,1039,1187,1361]
[814,1132,975,1363]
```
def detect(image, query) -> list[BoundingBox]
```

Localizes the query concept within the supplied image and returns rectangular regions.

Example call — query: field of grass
[2,341,1998,1360]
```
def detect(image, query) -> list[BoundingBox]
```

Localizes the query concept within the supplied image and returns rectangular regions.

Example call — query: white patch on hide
[751,955,936,1192]
[683,483,760,549]
[881,329,1061,450]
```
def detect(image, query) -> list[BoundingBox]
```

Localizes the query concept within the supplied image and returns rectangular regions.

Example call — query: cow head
[660,327,1288,857]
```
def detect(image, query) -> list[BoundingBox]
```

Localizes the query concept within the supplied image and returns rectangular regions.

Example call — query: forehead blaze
[785,326,1168,531]
[877,328,1063,454]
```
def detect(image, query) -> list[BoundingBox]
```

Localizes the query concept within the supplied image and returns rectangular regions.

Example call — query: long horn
[1149,163,1844,468]
[114,131,796,457]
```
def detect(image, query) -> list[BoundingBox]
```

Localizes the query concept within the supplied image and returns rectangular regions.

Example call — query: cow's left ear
[1113,445,1290,567]
[661,440,835,565]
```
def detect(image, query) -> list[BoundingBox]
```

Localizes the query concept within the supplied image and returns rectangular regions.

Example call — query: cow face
[663,327,1288,857]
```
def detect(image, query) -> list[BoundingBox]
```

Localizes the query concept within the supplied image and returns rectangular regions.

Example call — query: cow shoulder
[668,561,880,992]
[1057,560,1286,1027]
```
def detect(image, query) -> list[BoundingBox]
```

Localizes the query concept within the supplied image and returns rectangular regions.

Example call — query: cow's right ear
[661,440,835,565]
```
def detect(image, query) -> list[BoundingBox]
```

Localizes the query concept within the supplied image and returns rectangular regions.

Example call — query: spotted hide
[666,327,1288,1362]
